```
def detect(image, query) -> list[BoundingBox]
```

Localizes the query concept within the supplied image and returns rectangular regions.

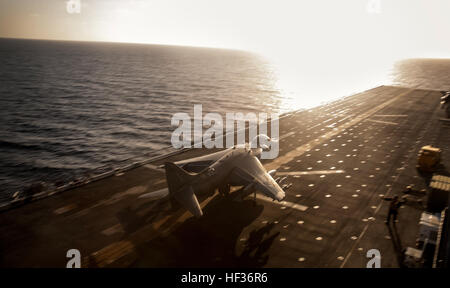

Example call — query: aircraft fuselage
[188,147,254,197]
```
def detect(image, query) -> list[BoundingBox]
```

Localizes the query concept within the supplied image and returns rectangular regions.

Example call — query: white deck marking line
[53,203,77,215]
[322,118,334,124]
[279,131,296,140]
[144,164,164,171]
[306,122,324,131]
[101,224,125,236]
[338,114,355,123]
[265,89,414,172]
[326,122,337,128]
[277,170,345,176]
[373,114,408,117]
[85,240,135,267]
[366,119,399,126]
[256,194,308,212]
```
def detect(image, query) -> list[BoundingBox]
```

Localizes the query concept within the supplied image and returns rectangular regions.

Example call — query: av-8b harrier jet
[140,135,286,217]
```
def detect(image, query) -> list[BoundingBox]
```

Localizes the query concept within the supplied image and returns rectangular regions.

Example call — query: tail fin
[164,162,203,217]
[164,162,195,192]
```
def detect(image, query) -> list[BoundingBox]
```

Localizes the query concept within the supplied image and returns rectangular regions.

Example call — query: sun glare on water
[264,53,397,114]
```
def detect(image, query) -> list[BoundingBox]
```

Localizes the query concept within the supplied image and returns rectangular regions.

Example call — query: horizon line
[0,36,253,54]
[2,36,450,62]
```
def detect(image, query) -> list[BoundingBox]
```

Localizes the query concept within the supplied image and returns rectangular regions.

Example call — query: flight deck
[1,85,449,268]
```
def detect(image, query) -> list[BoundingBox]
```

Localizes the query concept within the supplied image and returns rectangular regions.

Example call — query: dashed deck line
[256,194,308,212]
[373,114,408,118]
[366,119,399,126]
[277,170,345,176]
[266,89,414,172]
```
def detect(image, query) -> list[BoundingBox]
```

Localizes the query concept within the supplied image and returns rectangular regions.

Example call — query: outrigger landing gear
[219,184,230,196]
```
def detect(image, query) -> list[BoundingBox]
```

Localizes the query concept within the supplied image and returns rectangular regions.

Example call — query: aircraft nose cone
[276,190,286,201]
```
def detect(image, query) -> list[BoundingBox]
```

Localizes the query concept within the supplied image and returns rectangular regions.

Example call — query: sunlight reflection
[266,54,396,114]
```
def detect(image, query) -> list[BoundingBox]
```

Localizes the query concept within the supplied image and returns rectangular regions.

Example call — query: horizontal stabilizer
[173,186,203,217]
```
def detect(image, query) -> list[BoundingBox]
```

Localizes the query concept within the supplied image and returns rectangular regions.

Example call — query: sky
[1,0,449,58]
[1,0,450,108]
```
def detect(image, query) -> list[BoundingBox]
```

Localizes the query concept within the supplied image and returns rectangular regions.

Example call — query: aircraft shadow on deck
[121,191,281,267]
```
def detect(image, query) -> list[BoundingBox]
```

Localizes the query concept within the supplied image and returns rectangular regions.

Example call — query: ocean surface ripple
[0,38,282,200]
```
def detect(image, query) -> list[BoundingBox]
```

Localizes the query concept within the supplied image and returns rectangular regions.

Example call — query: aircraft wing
[231,155,285,201]
[174,149,230,172]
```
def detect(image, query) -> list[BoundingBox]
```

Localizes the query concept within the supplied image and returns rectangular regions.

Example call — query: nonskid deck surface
[1,86,449,267]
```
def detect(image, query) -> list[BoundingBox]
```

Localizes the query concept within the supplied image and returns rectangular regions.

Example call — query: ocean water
[1,38,450,203]
[0,38,284,201]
